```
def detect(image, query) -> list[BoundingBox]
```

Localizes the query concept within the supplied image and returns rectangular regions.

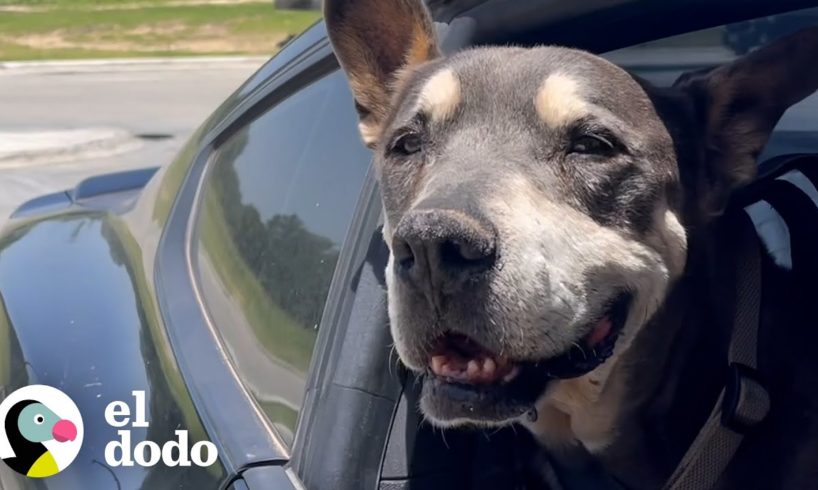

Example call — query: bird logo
[0,385,83,478]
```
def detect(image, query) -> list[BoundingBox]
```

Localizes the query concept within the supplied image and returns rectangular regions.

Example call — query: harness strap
[663,212,770,490]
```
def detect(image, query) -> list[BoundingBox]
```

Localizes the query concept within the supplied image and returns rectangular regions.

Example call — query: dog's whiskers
[439,426,450,449]
[387,343,400,378]
[571,341,588,360]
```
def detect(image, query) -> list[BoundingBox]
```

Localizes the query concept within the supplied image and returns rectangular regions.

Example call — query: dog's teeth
[483,357,496,377]
[502,365,521,383]
[466,360,480,378]
[431,355,446,375]
[440,362,458,378]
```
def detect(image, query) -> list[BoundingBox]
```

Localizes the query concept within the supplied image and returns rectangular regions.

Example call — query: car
[1,0,817,488]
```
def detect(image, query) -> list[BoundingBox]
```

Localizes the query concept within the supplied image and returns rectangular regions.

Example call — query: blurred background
[0,0,319,60]
[0,0,320,225]
[1,1,816,229]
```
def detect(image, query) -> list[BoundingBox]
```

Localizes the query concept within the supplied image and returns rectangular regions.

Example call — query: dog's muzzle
[390,207,634,424]
[420,293,632,424]
[392,208,497,293]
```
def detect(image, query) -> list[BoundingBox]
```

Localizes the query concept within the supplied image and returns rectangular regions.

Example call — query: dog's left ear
[324,0,441,147]
[675,26,818,214]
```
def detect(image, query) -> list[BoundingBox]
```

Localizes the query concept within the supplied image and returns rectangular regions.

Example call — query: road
[0,58,266,225]
[0,56,303,442]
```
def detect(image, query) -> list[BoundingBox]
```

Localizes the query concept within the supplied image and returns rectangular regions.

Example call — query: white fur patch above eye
[359,121,380,146]
[535,73,587,127]
[418,69,461,123]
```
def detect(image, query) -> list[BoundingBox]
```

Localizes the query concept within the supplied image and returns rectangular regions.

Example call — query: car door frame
[154,21,340,489]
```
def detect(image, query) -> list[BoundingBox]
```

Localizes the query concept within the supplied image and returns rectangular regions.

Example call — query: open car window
[604,5,818,158]
[194,69,371,447]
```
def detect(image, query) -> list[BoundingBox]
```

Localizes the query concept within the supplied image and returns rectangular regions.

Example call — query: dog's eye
[390,132,423,156]
[569,134,615,155]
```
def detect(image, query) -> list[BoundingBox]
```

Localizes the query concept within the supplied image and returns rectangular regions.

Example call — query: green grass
[0,0,210,4]
[198,189,317,374]
[0,2,320,61]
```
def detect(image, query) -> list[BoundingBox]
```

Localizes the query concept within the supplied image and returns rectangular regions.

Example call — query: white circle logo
[0,385,84,478]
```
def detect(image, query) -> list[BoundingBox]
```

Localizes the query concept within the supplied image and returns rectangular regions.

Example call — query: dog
[324,1,818,488]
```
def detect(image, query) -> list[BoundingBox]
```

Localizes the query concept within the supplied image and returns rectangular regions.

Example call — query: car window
[603,6,818,159]
[194,69,371,446]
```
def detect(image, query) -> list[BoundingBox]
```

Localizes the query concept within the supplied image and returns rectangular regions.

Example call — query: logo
[0,385,83,478]
[103,391,217,468]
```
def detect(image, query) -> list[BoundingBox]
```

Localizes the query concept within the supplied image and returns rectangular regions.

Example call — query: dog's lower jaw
[521,356,627,456]
[519,285,665,456]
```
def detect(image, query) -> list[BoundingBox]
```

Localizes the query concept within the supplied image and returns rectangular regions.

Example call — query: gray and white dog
[324,1,818,488]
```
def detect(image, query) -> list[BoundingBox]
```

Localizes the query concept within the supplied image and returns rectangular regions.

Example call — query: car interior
[281,0,818,489]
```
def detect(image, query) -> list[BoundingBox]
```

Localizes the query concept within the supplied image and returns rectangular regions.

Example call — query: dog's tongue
[429,334,519,384]
[586,316,612,348]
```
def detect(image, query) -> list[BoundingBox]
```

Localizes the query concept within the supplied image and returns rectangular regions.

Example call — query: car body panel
[0,18,332,486]
[10,167,160,222]
[0,50,275,487]
[0,210,224,488]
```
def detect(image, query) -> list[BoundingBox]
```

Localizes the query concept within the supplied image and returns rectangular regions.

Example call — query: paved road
[0,57,304,442]
[0,58,266,225]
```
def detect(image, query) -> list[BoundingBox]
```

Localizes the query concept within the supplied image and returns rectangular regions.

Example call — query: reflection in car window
[195,70,371,446]
[604,6,818,158]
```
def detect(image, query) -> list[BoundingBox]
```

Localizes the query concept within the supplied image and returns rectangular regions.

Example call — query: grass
[0,1,321,61]
[198,188,317,374]
[0,0,223,4]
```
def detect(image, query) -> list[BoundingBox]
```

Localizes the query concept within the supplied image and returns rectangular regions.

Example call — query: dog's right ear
[674,26,818,216]
[324,0,440,147]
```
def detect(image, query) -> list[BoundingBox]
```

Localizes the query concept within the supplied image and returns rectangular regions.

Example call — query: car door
[157,21,377,489]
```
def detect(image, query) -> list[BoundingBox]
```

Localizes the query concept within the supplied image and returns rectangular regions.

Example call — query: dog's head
[326,0,818,427]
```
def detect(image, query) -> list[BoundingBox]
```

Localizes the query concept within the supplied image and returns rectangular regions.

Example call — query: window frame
[190,66,372,447]
[153,21,340,487]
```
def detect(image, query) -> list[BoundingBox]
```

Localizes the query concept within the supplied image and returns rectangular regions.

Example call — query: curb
[0,56,270,71]
[0,128,143,169]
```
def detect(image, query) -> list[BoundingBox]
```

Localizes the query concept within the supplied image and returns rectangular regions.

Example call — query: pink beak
[52,419,77,443]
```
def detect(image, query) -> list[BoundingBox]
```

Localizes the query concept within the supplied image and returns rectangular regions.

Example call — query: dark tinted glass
[604,6,818,159]
[195,70,371,445]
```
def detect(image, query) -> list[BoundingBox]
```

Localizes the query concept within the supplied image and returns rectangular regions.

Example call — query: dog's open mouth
[421,293,631,423]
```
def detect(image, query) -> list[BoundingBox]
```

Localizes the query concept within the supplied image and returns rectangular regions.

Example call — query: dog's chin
[417,293,632,427]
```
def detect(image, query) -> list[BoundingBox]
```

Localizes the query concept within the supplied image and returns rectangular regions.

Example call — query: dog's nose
[392,209,496,289]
